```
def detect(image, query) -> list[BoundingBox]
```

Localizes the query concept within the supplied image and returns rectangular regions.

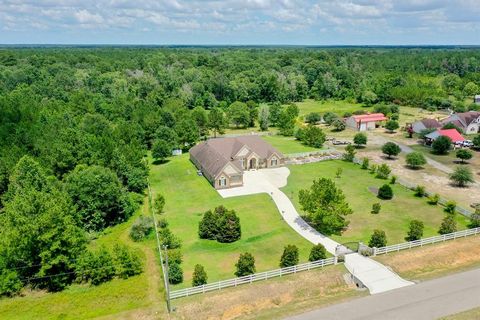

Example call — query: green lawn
[261,135,324,154]
[150,155,314,288]
[295,99,368,117]
[281,160,470,245]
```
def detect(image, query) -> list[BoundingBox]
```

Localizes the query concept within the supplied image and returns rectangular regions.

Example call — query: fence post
[235,278,237,287]
[334,256,338,265]
[250,275,253,284]
[372,247,377,257]
[294,265,297,274]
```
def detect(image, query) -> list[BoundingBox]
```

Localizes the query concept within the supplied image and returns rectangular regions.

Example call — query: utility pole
[163,245,172,313]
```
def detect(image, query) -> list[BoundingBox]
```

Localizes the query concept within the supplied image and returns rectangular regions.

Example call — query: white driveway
[218,167,414,294]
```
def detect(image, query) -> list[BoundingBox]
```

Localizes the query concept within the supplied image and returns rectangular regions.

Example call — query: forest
[1,47,480,297]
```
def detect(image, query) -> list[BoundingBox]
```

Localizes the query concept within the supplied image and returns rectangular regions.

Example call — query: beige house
[189,136,284,189]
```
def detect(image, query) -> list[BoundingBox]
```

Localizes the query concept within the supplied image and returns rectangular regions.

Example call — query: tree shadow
[153,159,171,165]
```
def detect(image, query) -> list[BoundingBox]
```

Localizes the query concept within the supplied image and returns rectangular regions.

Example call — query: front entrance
[249,158,257,169]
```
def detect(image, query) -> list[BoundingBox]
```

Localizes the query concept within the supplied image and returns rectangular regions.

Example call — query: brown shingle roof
[420,118,441,129]
[189,136,284,179]
[456,111,480,127]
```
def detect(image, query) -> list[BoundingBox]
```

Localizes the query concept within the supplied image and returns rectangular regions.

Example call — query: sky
[0,0,479,45]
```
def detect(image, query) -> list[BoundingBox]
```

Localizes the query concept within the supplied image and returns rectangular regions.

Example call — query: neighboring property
[424,129,465,146]
[442,111,480,135]
[474,95,480,105]
[190,136,285,189]
[346,113,387,131]
[411,118,442,134]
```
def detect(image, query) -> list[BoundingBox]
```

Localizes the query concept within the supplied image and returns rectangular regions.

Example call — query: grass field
[281,160,470,245]
[150,155,314,288]
[261,135,325,154]
[295,99,368,117]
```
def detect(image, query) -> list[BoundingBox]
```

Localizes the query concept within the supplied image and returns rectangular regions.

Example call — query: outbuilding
[424,129,465,146]
[345,113,387,131]
[411,118,442,134]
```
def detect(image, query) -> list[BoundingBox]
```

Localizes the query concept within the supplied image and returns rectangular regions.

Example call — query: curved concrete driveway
[217,167,413,294]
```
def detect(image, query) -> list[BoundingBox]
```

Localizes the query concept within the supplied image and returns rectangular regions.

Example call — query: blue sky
[1,0,479,45]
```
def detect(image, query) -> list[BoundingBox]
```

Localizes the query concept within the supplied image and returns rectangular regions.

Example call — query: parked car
[462,140,474,148]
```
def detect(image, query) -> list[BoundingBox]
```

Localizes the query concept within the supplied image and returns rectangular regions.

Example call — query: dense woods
[1,47,480,296]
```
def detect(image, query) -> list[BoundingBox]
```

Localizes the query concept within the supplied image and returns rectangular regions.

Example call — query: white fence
[169,257,337,299]
[374,227,480,255]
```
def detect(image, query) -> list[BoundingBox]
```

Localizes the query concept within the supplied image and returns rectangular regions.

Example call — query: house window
[271,158,278,166]
[219,177,227,187]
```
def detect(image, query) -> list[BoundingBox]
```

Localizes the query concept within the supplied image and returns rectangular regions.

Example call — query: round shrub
[129,216,154,242]
[168,262,183,284]
[279,245,299,268]
[309,244,327,262]
[378,184,393,200]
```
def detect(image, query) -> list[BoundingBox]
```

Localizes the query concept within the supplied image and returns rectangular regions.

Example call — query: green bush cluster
[198,206,241,243]
[129,216,154,242]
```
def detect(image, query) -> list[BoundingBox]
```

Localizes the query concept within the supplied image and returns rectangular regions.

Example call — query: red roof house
[346,113,388,131]
[424,129,465,144]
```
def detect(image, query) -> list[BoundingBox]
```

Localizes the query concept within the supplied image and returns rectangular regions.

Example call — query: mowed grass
[281,160,470,245]
[295,99,369,117]
[150,155,314,288]
[261,135,324,154]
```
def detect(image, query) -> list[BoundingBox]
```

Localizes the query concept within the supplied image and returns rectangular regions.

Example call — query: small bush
[154,194,165,214]
[427,193,440,205]
[406,220,424,241]
[369,230,387,248]
[335,167,343,178]
[371,203,381,214]
[390,175,397,185]
[158,227,182,249]
[168,262,183,284]
[157,218,169,229]
[438,215,457,235]
[129,216,154,241]
[168,249,183,265]
[343,145,356,162]
[361,157,370,170]
[192,264,208,287]
[414,185,426,197]
[378,184,393,200]
[235,252,256,277]
[444,200,457,214]
[369,164,378,174]
[376,163,391,179]
[279,245,299,268]
[308,244,327,262]
[113,244,143,279]
[0,270,22,297]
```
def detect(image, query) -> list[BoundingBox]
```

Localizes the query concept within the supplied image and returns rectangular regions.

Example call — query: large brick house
[189,136,284,189]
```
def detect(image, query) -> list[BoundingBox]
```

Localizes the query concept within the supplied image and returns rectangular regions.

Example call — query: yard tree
[65,164,136,232]
[155,126,178,148]
[191,106,209,137]
[227,101,250,128]
[268,102,283,126]
[216,208,242,243]
[154,194,165,214]
[385,120,399,133]
[299,178,353,235]
[208,107,227,137]
[152,139,171,162]
[277,108,296,136]
[246,100,259,127]
[473,135,480,149]
[361,157,370,169]
[259,105,270,131]
[353,133,367,147]
[432,136,452,155]
[376,163,391,179]
[305,112,322,124]
[361,90,378,107]
[158,227,182,249]
[449,166,474,187]
[279,245,299,268]
[463,82,479,97]
[377,184,393,200]
[456,149,473,163]
[406,220,424,241]
[438,214,457,235]
[198,210,217,240]
[112,244,143,279]
[308,244,327,262]
[235,252,256,277]
[332,119,346,131]
[406,152,427,169]
[343,144,356,162]
[382,142,401,159]
[368,230,387,248]
[371,203,381,214]
[192,264,208,287]
[323,112,338,125]
[175,117,200,149]
[168,262,183,284]
[302,125,326,148]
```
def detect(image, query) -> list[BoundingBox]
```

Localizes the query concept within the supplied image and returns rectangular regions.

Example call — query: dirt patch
[172,265,363,320]
[368,186,378,195]
[375,235,480,281]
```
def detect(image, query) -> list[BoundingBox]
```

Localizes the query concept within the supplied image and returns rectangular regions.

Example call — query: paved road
[286,268,480,320]
[218,168,413,294]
